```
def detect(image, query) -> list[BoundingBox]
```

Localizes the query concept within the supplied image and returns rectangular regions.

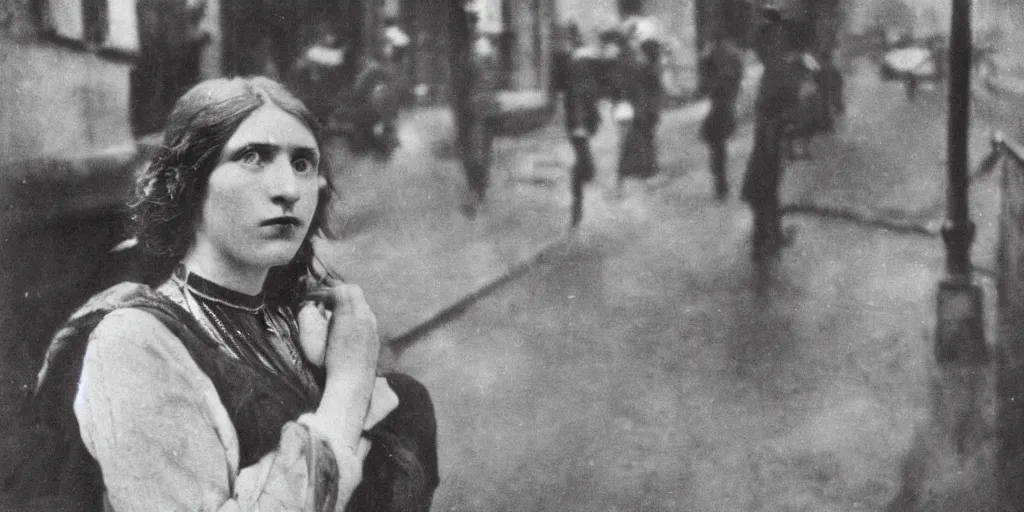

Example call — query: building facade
[0,0,144,229]
[0,0,138,174]
[0,0,144,412]
[397,0,558,122]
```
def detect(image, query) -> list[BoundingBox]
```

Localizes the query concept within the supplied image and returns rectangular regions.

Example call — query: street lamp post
[935,0,987,363]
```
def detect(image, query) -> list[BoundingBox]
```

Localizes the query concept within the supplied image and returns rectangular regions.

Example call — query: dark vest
[3,283,438,511]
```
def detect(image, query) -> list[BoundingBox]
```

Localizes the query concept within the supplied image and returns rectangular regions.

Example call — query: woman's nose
[267,155,300,208]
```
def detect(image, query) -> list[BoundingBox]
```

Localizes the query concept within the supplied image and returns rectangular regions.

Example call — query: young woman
[5,77,438,511]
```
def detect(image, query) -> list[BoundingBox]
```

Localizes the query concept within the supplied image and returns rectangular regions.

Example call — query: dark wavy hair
[130,76,335,304]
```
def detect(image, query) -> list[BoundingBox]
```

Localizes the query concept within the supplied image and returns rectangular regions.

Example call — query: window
[39,0,138,55]
[101,0,138,54]
[41,0,86,40]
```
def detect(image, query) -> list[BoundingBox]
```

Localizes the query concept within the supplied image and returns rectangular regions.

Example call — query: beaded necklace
[171,265,319,396]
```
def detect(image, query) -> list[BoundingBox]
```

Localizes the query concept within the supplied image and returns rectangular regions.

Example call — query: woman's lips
[260,216,301,227]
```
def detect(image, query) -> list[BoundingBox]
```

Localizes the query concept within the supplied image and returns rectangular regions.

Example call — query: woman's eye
[293,158,316,174]
[240,151,261,165]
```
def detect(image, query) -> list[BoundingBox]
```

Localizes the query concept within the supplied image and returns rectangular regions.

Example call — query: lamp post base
[935,278,988,363]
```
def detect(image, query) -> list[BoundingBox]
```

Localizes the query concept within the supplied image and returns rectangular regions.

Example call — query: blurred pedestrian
[818,49,846,128]
[450,0,500,217]
[552,21,579,97]
[742,6,801,259]
[605,28,664,197]
[783,51,825,160]
[556,23,603,226]
[131,0,210,133]
[382,17,411,65]
[288,27,347,124]
[699,30,745,200]
[381,16,413,105]
[3,77,439,511]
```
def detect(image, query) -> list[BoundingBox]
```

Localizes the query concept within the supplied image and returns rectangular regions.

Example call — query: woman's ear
[318,175,328,189]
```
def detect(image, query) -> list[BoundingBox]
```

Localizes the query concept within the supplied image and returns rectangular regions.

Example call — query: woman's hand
[303,278,381,452]
[302,279,380,378]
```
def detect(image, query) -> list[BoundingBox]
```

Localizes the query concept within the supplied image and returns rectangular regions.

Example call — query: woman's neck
[180,249,268,296]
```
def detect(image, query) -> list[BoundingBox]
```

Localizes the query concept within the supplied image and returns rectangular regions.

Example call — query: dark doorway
[130,0,209,135]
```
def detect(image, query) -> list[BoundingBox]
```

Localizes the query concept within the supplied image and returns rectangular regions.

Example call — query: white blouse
[74,308,395,511]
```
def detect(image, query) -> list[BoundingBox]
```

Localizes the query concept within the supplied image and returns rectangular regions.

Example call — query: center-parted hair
[130,76,336,303]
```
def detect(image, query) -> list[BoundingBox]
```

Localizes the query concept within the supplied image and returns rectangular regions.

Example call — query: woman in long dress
[605,32,664,196]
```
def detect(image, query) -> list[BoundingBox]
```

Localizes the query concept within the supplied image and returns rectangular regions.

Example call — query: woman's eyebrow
[226,142,275,160]
[226,143,320,161]
[291,146,320,162]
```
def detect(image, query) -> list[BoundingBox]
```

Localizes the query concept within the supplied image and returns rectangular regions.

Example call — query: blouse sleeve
[74,308,364,512]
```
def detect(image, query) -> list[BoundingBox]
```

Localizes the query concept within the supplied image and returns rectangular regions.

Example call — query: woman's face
[192,104,323,272]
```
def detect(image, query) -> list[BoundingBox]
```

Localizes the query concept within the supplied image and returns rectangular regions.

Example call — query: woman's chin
[246,242,305,270]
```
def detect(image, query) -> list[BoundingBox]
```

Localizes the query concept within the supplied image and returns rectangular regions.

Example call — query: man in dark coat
[742,7,801,259]
[699,31,745,200]
[555,24,603,226]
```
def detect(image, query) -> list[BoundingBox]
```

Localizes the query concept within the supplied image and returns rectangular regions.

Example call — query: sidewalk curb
[385,233,571,352]
[784,203,998,279]
[783,202,939,237]
[382,62,762,355]
[985,75,1024,98]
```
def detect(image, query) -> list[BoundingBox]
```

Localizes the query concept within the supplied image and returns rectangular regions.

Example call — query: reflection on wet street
[399,190,944,510]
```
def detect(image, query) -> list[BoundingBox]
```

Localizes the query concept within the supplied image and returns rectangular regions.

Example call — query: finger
[338,284,373,317]
[344,285,368,312]
[319,274,346,288]
[343,288,378,332]
[296,303,318,330]
[302,288,336,307]
[306,284,358,315]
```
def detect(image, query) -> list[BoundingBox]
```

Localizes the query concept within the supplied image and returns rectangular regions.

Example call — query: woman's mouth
[260,216,302,228]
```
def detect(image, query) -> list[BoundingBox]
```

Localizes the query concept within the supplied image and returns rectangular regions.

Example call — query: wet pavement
[378,59,1012,509]
[400,198,946,511]
[781,57,1019,275]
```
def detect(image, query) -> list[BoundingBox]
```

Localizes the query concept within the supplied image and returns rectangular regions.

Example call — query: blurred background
[3,0,1024,509]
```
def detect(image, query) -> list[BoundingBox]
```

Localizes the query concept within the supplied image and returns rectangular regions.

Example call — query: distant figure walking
[742,7,801,259]
[604,27,664,197]
[818,50,846,128]
[449,0,499,217]
[699,32,745,200]
[556,23,603,226]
